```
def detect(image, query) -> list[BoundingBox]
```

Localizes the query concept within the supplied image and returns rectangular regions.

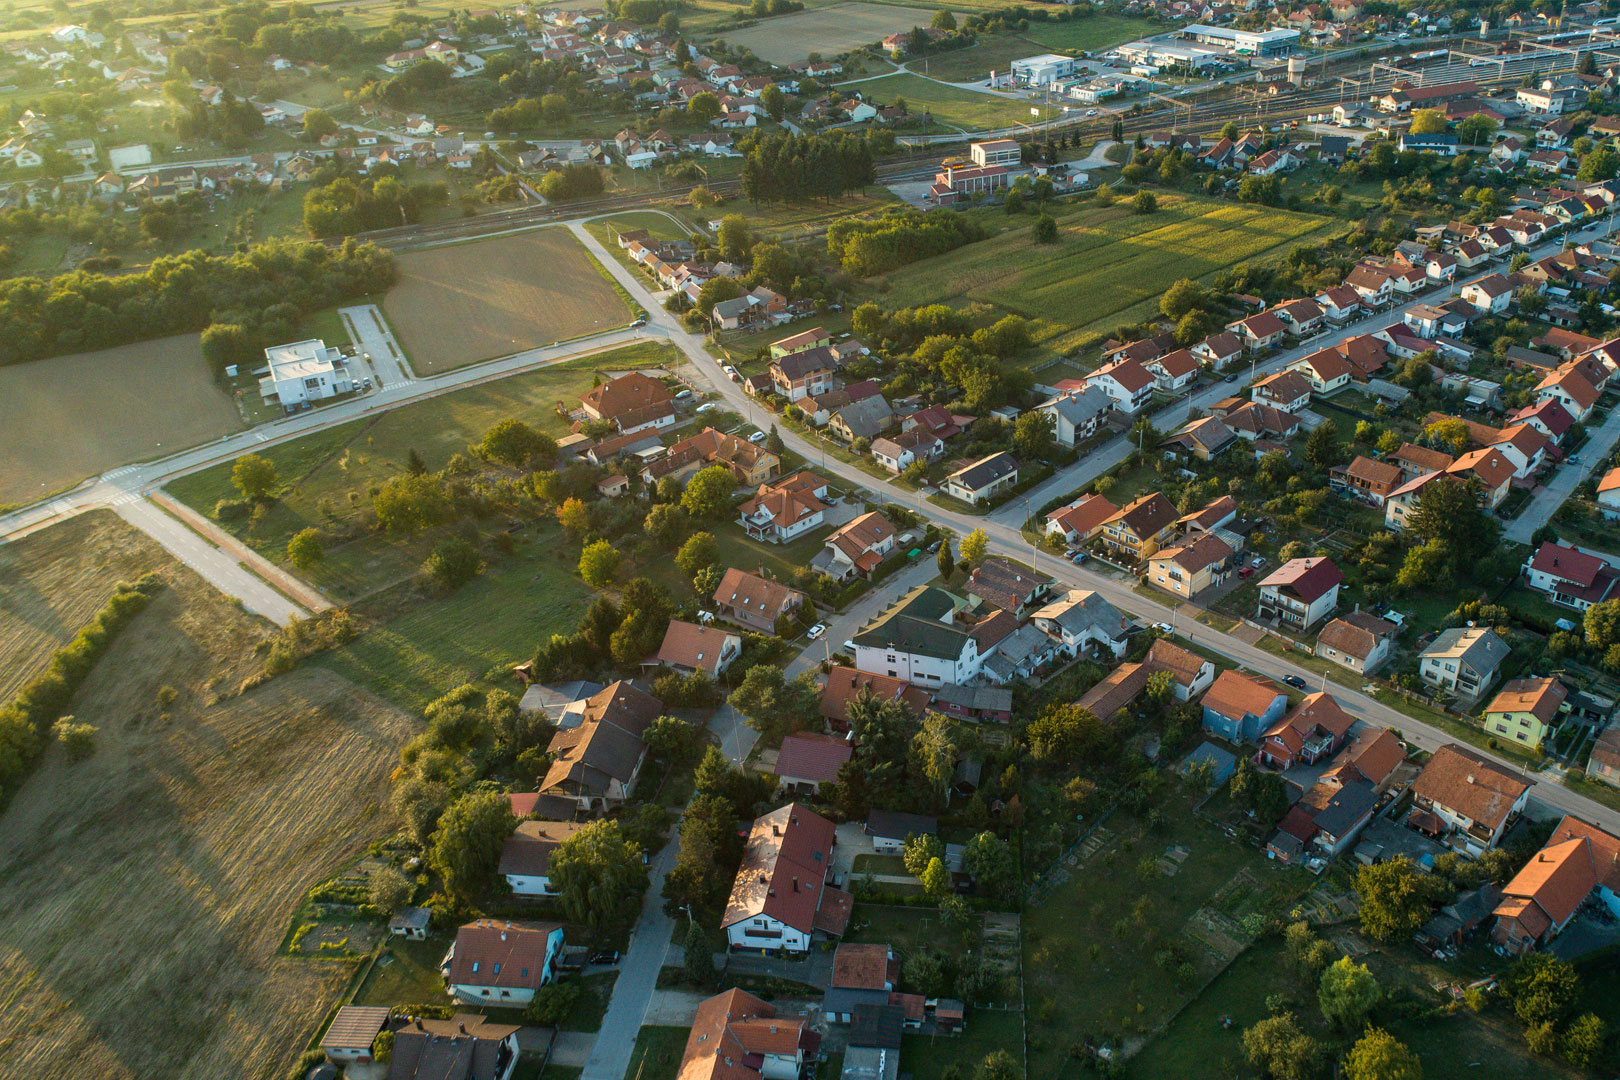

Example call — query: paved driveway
[786,557,940,678]
[707,703,758,767]
[580,842,679,1080]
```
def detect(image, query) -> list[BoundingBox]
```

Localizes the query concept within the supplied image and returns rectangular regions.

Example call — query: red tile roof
[447,919,561,990]
[724,804,837,934]
[1203,670,1286,723]
[1260,557,1344,603]
[774,731,853,784]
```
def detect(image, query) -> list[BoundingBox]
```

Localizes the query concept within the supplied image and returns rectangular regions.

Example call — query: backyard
[870,194,1344,358]
[382,229,637,373]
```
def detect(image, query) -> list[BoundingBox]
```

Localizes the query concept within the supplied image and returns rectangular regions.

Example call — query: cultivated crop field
[721,2,943,64]
[0,530,414,1080]
[0,334,242,507]
[166,343,675,602]
[382,229,634,374]
[874,194,1342,356]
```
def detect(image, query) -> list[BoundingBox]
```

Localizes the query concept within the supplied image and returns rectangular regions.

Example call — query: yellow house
[1144,532,1233,599]
[768,326,830,359]
[1483,676,1568,750]
[1098,492,1179,562]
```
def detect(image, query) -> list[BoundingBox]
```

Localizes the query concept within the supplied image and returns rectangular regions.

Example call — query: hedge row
[0,573,163,804]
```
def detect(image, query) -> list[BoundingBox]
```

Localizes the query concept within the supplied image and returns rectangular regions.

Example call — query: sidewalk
[149,490,334,614]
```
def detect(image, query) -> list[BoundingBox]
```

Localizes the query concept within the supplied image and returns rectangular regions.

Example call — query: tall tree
[1404,477,1496,560]
[549,819,648,932]
[231,453,278,499]
[1355,857,1443,941]
[1319,956,1381,1029]
[429,791,514,902]
[1343,1028,1421,1080]
[960,527,989,567]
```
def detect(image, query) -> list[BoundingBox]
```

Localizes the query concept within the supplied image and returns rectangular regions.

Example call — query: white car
[696,403,719,413]
[748,431,766,443]
[722,364,738,377]
[843,640,857,653]
[806,623,827,639]
[1153,622,1173,635]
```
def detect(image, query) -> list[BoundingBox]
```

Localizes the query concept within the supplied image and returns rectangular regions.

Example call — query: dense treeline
[302,174,449,237]
[739,133,875,205]
[827,209,984,277]
[0,236,395,367]
[0,575,163,807]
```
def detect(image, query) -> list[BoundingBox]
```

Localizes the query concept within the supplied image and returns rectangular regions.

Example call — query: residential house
[723,804,849,952]
[579,372,676,434]
[1345,264,1394,306]
[1270,777,1377,863]
[713,567,806,634]
[1314,285,1362,322]
[1597,467,1620,518]
[1418,626,1511,704]
[967,556,1054,619]
[383,1014,522,1080]
[499,821,588,896]
[1524,540,1620,611]
[812,511,897,583]
[1512,397,1575,443]
[824,944,900,1024]
[1391,442,1454,479]
[943,452,1018,505]
[1488,424,1552,480]
[1098,492,1179,562]
[1289,349,1354,394]
[1084,357,1156,414]
[1027,589,1130,659]
[446,919,565,1005]
[1339,455,1403,506]
[828,395,894,444]
[1146,348,1201,391]
[1165,417,1237,461]
[1273,297,1326,335]
[774,731,853,794]
[850,587,984,686]
[678,989,814,1080]
[1144,531,1234,599]
[1143,638,1216,700]
[538,681,661,811]
[1491,816,1620,953]
[1409,743,1531,854]
[1220,400,1303,442]
[1444,447,1516,509]
[1258,692,1357,769]
[818,667,928,731]
[650,426,779,486]
[1037,385,1115,447]
[1315,611,1398,674]
[1484,677,1569,751]
[1322,727,1408,796]
[864,809,936,854]
[770,345,840,401]
[1257,557,1344,631]
[870,429,944,474]
[651,620,742,676]
[1044,493,1118,545]
[1461,274,1514,315]
[1589,725,1620,785]
[1251,370,1314,413]
[1535,361,1601,422]
[738,472,831,543]
[1192,331,1245,367]
[1202,670,1290,743]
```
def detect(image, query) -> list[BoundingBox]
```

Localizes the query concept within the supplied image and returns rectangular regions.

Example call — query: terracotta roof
[1539,363,1601,410]
[1326,727,1406,788]
[738,480,829,529]
[1091,356,1155,393]
[1263,692,1355,755]
[1345,456,1402,489]
[1529,541,1611,588]
[1411,743,1530,832]
[1151,531,1232,575]
[322,1006,390,1053]
[1260,557,1344,604]
[540,681,661,798]
[1198,330,1244,358]
[580,371,673,421]
[1252,369,1312,403]
[655,620,738,674]
[679,989,806,1080]
[1047,493,1119,538]
[1495,837,1598,938]
[1103,491,1178,540]
[1393,442,1454,474]
[1203,669,1286,723]
[1510,398,1574,436]
[774,731,852,783]
[1077,660,1152,719]
[1485,676,1568,724]
[1240,310,1288,338]
[1179,494,1237,531]
[1316,611,1397,661]
[714,567,805,624]
[1151,348,1201,378]
[724,804,837,934]
[817,667,929,727]
[968,556,1052,613]
[1546,815,1620,893]
[1294,348,1354,383]
[498,820,588,878]
[447,919,561,989]
[827,511,896,568]
[831,943,897,990]
[1447,447,1516,491]
[1145,638,1209,692]
[1599,467,1620,494]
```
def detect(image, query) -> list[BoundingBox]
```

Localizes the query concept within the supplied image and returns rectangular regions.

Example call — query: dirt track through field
[0,335,241,506]
[382,229,632,374]
[0,557,414,1080]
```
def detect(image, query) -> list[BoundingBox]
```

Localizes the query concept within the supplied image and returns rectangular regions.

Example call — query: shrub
[423,536,484,589]
[53,717,98,761]
[214,497,251,521]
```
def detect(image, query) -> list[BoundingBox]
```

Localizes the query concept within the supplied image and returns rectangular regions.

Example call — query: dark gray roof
[849,1004,905,1050]
[865,810,937,841]
[928,683,1013,712]
[833,395,894,439]
[948,451,1018,492]
[852,588,973,661]
[1312,779,1376,837]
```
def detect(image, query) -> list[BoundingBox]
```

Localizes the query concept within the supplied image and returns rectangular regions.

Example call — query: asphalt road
[581,840,679,1080]
[571,219,1620,838]
[1504,395,1620,544]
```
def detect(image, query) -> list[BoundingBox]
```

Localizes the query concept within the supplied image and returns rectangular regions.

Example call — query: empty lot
[0,334,241,507]
[381,229,633,373]
[0,530,413,1080]
[721,2,944,64]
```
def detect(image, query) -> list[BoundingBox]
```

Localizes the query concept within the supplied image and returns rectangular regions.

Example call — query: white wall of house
[853,641,981,686]
[726,912,812,952]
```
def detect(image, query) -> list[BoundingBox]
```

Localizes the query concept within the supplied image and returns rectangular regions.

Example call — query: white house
[1461,275,1514,315]
[498,820,587,896]
[1037,384,1113,446]
[258,339,353,409]
[1597,467,1620,519]
[1257,557,1344,631]
[445,919,566,1006]
[722,804,845,953]
[851,586,985,686]
[1084,357,1156,414]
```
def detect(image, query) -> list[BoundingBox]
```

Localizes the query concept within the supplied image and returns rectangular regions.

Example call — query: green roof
[852,588,972,661]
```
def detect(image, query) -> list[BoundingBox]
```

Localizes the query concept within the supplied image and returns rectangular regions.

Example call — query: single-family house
[1258,692,1357,769]
[812,511,897,583]
[1523,540,1620,610]
[1144,531,1234,599]
[1037,385,1115,447]
[967,556,1054,619]
[1315,611,1398,674]
[818,667,929,731]
[1146,348,1201,391]
[651,620,742,677]
[774,731,853,794]
[1491,816,1620,953]
[1251,370,1314,413]
[1461,274,1514,315]
[499,820,588,896]
[1339,455,1404,506]
[944,452,1018,505]
[678,989,814,1080]
[1484,676,1569,751]
[870,428,944,474]
[1027,589,1130,659]
[1044,492,1118,545]
[580,372,676,434]
[1202,670,1290,744]
[383,1013,522,1080]
[723,804,849,952]
[1418,626,1511,704]
[828,395,894,444]
[1257,557,1344,631]
[446,919,565,1005]
[771,345,840,401]
[1290,349,1354,394]
[1165,417,1237,461]
[714,567,806,634]
[1098,492,1179,562]
[1229,310,1290,351]
[1084,357,1157,414]
[1409,743,1530,854]
[738,472,832,543]
[538,681,661,811]
[1192,331,1246,367]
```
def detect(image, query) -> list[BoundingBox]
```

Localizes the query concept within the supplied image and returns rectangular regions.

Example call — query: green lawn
[353,935,450,1008]
[623,1025,689,1080]
[164,344,675,600]
[316,526,595,712]
[918,14,1166,81]
[872,194,1344,358]
[835,72,1047,132]
[901,1008,1024,1080]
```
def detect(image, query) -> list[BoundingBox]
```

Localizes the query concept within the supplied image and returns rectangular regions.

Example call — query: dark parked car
[590,951,620,965]
[1282,675,1308,690]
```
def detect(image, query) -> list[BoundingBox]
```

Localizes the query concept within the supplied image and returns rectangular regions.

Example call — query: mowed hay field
[0,523,414,1080]
[0,334,241,506]
[721,2,947,64]
[382,228,633,374]
[0,510,172,700]
[873,194,1344,355]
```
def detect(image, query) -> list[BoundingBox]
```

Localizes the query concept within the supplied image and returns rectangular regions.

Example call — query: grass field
[165,343,675,601]
[382,229,634,374]
[719,1,941,64]
[0,528,415,1080]
[623,1025,690,1080]
[920,14,1165,81]
[834,71,1044,131]
[872,194,1342,357]
[0,334,242,507]
[0,511,172,700]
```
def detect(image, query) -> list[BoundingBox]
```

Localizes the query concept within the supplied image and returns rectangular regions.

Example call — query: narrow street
[580,841,680,1080]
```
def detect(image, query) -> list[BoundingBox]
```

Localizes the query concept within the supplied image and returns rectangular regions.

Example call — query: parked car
[631,316,647,327]
[748,431,766,443]
[1238,565,1255,578]
[590,951,620,965]
[675,389,692,400]
[1069,550,1089,564]
[1251,555,1267,568]
[1153,622,1173,635]
[806,623,827,639]
[1283,675,1308,690]
[696,403,719,413]
[843,640,857,653]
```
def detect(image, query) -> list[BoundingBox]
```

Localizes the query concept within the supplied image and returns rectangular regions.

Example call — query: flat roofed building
[260,338,352,408]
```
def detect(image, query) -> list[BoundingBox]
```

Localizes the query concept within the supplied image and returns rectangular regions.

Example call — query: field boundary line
[148,491,334,615]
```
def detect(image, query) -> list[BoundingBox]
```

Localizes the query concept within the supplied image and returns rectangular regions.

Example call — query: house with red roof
[1084,357,1156,414]
[1524,540,1620,611]
[1535,360,1601,421]
[1509,396,1574,443]
[677,989,816,1080]
[1228,310,1290,351]
[1597,466,1620,519]
[1491,815,1620,953]
[445,919,566,1005]
[1251,370,1313,413]
[1044,492,1118,545]
[1258,692,1356,769]
[1445,446,1516,509]
[1289,349,1354,394]
[1258,556,1344,631]
[737,472,831,543]
[724,804,850,952]
[774,731,853,793]
[1145,347,1201,391]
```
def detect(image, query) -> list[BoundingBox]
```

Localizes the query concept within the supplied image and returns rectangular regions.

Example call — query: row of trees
[302,174,450,238]
[738,132,877,206]
[828,208,985,277]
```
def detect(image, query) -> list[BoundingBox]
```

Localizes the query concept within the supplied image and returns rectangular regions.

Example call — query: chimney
[792,877,799,892]
[501,931,508,941]
[1467,773,1476,784]
[416,1019,425,1031]
[459,1023,467,1034]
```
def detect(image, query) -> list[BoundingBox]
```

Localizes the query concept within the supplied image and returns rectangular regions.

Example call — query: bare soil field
[0,334,242,507]
[720,2,941,64]
[0,510,172,700]
[0,539,415,1080]
[381,228,633,374]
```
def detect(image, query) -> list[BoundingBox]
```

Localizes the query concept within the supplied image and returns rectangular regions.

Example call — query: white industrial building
[1180,24,1299,56]
[259,339,353,409]
[1116,39,1226,70]
[1009,52,1081,86]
